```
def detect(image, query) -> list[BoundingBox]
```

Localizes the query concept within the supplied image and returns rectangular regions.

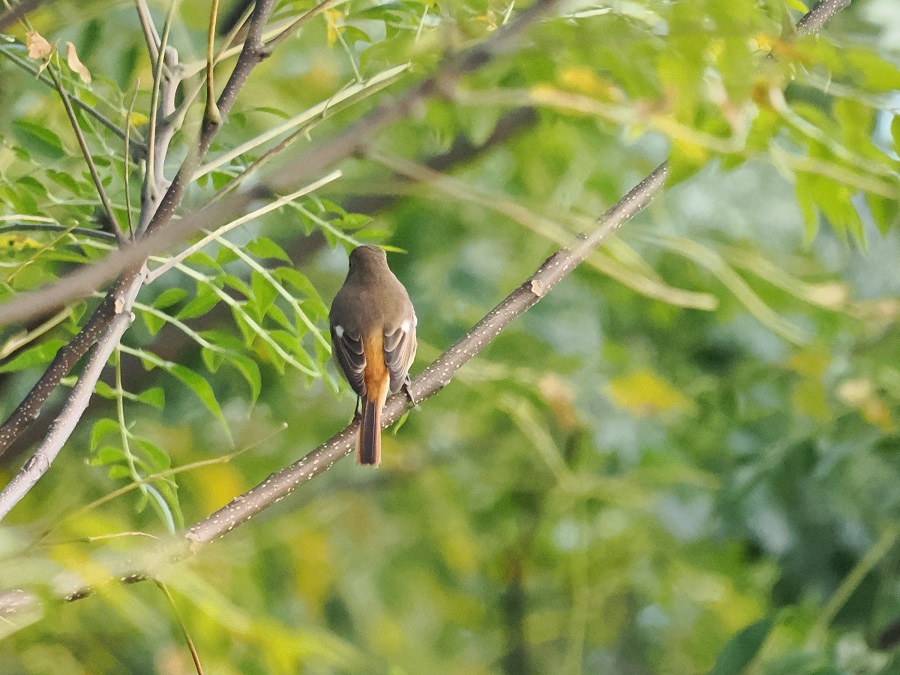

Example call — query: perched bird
[329,246,417,465]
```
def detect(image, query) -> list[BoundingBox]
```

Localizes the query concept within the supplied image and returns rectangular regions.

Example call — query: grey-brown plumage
[329,246,417,465]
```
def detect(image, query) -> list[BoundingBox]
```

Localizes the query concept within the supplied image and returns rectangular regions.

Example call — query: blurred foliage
[0,0,899,673]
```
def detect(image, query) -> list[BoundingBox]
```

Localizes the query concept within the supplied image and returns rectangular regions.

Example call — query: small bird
[329,245,417,465]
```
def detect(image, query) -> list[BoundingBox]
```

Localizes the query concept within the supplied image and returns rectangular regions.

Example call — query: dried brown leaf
[66,42,92,84]
[26,30,52,59]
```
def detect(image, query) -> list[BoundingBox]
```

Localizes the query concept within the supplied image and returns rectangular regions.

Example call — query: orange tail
[358,397,381,465]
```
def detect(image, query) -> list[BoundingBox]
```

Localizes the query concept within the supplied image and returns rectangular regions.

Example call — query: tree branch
[0,301,115,458]
[0,306,135,520]
[796,0,852,36]
[0,0,47,31]
[46,58,127,246]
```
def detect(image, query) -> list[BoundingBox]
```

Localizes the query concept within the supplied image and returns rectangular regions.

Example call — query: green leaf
[136,386,165,409]
[216,246,240,265]
[185,250,220,270]
[93,446,127,467]
[152,287,188,311]
[141,308,166,335]
[133,438,171,471]
[12,120,66,159]
[201,345,225,373]
[246,237,291,262]
[177,283,220,320]
[251,270,278,318]
[0,339,65,373]
[228,353,262,405]
[169,362,231,441]
[90,418,120,453]
[708,617,774,675]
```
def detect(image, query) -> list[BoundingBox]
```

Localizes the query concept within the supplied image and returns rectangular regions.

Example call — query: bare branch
[135,0,161,67]
[0,302,115,457]
[796,0,852,36]
[0,306,135,520]
[205,0,222,125]
[0,0,47,31]
[137,0,277,238]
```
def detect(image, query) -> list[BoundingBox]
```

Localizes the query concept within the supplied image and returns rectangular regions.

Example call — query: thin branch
[135,0,161,67]
[144,170,342,283]
[137,0,278,238]
[193,63,410,181]
[157,580,206,675]
[123,85,140,238]
[264,0,340,50]
[0,302,116,457]
[46,57,127,247]
[0,0,46,31]
[0,309,134,520]
[145,0,179,202]
[205,0,222,125]
[185,162,669,544]
[0,188,259,327]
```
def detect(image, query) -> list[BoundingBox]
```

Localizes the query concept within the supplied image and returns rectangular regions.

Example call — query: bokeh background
[1,1,899,673]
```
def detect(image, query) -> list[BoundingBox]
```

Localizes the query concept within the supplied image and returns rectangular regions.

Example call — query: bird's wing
[383,313,417,393]
[331,325,367,397]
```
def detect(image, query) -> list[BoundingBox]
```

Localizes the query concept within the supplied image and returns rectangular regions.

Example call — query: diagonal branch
[0,307,135,519]
[46,57,127,246]
[185,162,669,544]
[0,0,47,31]
[0,302,115,458]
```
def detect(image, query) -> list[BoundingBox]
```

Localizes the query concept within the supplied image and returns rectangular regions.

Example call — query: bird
[329,245,417,465]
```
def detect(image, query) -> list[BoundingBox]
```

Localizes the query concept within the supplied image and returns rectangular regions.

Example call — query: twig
[263,0,340,49]
[138,0,278,238]
[135,0,160,67]
[156,580,206,675]
[0,0,45,31]
[193,62,410,180]
[144,170,342,284]
[123,85,140,238]
[0,302,116,457]
[0,308,134,520]
[45,57,127,246]
[205,0,222,125]
[144,0,179,205]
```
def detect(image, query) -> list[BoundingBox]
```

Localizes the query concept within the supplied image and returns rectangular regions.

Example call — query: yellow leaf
[0,235,41,251]
[66,42,92,84]
[787,349,829,377]
[26,30,52,59]
[607,368,693,417]
[558,66,621,102]
[129,111,150,127]
[325,8,343,46]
